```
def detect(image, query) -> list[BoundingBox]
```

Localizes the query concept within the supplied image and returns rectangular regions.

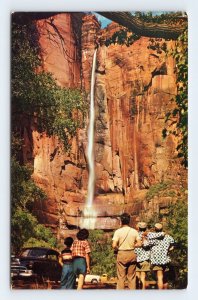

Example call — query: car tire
[91,279,98,284]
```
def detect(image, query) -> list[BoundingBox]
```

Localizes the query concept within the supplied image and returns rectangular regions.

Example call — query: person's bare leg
[77,274,84,290]
[156,270,164,289]
[140,272,146,289]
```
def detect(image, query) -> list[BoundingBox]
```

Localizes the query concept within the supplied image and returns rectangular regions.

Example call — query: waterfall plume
[80,49,97,229]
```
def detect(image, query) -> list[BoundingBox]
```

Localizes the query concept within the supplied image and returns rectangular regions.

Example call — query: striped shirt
[60,248,73,263]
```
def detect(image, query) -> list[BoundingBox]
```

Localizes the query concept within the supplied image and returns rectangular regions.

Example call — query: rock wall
[32,13,87,228]
[36,13,81,87]
[30,14,187,233]
[82,18,185,196]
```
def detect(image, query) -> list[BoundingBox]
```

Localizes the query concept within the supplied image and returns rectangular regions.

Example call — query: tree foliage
[11,157,57,254]
[11,208,57,254]
[165,198,188,288]
[134,11,185,25]
[11,158,46,210]
[89,230,116,277]
[105,29,140,47]
[12,18,87,151]
[144,181,187,288]
[163,29,188,167]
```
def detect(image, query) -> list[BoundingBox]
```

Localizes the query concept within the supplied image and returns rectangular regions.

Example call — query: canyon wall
[30,14,187,234]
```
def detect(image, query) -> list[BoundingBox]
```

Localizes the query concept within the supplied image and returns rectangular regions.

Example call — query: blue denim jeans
[60,263,76,289]
[73,257,87,276]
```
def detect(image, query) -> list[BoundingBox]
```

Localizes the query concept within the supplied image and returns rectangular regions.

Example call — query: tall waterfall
[80,49,97,229]
[86,49,97,207]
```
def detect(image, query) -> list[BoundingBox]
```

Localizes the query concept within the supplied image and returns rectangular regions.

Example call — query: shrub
[89,230,116,277]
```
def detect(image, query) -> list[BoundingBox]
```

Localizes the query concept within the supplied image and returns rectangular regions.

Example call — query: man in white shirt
[112,213,142,289]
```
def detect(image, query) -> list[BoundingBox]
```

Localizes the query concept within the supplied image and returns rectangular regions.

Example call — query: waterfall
[86,49,97,207]
[80,49,97,229]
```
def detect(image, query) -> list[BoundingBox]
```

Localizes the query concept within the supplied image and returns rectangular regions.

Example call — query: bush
[165,198,188,288]
[89,230,116,277]
[11,157,57,254]
[146,181,172,200]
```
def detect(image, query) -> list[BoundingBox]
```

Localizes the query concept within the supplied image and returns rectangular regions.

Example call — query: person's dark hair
[120,213,130,225]
[64,237,73,247]
[155,228,163,232]
[77,228,89,240]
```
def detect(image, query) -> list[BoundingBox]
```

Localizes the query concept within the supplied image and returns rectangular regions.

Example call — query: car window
[20,248,47,258]
[20,249,30,257]
[47,254,58,261]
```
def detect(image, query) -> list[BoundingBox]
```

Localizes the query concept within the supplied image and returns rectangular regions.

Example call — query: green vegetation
[163,29,188,167]
[145,180,187,288]
[11,158,46,211]
[105,29,140,47]
[12,18,87,151]
[134,11,185,24]
[89,230,116,277]
[165,198,188,288]
[146,181,176,200]
[11,16,87,254]
[11,157,57,254]
[145,182,187,288]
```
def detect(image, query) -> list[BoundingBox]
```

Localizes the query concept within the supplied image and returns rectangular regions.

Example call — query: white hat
[154,223,163,230]
[138,222,147,229]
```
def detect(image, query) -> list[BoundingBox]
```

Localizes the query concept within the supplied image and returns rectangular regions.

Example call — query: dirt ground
[11,278,157,290]
[11,278,116,289]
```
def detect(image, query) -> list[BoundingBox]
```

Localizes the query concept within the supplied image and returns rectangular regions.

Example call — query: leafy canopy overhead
[12,18,87,150]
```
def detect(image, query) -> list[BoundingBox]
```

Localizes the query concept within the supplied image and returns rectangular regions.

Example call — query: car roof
[20,247,59,255]
[22,247,52,250]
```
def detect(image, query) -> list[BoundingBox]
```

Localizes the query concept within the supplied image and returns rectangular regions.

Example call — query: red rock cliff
[30,14,186,233]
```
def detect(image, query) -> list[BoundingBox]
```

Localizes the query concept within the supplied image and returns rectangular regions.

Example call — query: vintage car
[11,247,62,282]
[76,274,101,284]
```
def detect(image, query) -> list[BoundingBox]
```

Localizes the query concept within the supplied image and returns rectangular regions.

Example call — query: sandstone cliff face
[36,13,81,88]
[82,18,185,196]
[31,14,187,233]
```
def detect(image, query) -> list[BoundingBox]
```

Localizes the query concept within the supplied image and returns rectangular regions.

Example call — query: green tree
[165,198,188,288]
[11,157,46,210]
[11,208,57,254]
[12,17,87,151]
[163,29,188,167]
[11,157,57,254]
[89,230,116,277]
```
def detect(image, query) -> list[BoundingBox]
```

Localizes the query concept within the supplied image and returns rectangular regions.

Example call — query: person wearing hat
[112,213,142,289]
[145,223,175,289]
[135,222,151,289]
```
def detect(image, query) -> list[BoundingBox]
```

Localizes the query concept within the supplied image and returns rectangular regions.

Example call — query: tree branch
[97,12,187,39]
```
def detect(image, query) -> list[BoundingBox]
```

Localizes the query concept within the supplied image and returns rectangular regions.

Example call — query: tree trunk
[97,12,187,39]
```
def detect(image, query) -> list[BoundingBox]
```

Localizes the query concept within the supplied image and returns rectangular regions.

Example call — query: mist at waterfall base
[80,50,97,230]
